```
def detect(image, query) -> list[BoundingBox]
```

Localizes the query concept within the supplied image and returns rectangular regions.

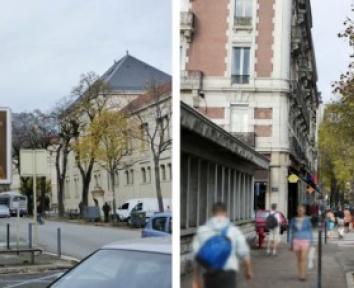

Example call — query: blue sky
[0,0,171,112]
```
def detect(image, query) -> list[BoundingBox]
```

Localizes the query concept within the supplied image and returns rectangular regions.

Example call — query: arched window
[160,165,166,181]
[130,169,134,184]
[141,168,146,183]
[125,171,129,185]
[147,167,151,183]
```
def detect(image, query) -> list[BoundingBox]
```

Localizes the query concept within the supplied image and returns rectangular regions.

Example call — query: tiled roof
[101,54,171,91]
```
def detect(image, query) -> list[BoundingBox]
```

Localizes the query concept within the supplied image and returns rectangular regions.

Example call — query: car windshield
[50,249,171,288]
[120,203,129,209]
[0,204,7,210]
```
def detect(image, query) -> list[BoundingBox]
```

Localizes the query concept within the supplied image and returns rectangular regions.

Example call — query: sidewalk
[182,241,351,288]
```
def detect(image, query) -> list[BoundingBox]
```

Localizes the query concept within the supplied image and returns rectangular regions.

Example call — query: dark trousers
[204,270,237,288]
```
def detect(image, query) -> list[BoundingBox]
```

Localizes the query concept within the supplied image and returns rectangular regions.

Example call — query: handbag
[308,246,316,270]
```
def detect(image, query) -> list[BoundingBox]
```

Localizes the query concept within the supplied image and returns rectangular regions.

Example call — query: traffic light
[0,108,11,184]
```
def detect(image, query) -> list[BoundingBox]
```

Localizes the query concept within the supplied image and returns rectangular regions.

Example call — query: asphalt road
[0,217,141,259]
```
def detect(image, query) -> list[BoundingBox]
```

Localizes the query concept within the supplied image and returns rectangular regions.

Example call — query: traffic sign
[20,149,48,176]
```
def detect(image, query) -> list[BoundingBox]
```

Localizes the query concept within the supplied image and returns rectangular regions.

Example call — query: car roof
[103,237,171,254]
[151,212,172,217]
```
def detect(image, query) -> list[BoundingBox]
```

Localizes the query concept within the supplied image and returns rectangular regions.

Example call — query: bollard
[6,223,10,250]
[57,228,61,259]
[28,223,33,249]
[324,220,327,244]
[317,223,322,288]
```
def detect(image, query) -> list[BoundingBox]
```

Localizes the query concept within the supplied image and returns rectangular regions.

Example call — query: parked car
[255,209,288,234]
[48,238,171,288]
[0,204,10,218]
[0,191,28,216]
[142,212,172,238]
[116,198,171,222]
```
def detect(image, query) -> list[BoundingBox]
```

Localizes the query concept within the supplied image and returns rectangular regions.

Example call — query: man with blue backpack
[192,202,253,288]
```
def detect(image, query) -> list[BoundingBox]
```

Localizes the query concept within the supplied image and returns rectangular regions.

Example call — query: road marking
[4,273,62,288]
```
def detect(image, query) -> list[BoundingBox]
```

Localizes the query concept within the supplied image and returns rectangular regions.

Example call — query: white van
[0,191,28,216]
[116,198,171,222]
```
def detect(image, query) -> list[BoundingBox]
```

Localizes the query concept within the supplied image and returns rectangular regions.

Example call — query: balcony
[181,11,194,43]
[289,136,308,166]
[234,16,252,27]
[181,70,203,91]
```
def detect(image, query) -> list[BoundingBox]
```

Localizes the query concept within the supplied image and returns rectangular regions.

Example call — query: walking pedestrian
[192,202,252,288]
[325,209,335,240]
[265,203,282,256]
[336,208,345,239]
[344,207,352,233]
[289,204,313,281]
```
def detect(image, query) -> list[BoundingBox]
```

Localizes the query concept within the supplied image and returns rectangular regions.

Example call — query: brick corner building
[181,0,320,219]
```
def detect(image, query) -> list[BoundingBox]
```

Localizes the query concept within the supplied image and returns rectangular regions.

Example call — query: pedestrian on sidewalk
[192,202,253,288]
[336,208,345,239]
[344,207,352,233]
[325,209,335,240]
[288,204,313,282]
[265,203,281,256]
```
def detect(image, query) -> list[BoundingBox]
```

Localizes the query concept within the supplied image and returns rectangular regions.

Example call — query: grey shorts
[204,270,237,288]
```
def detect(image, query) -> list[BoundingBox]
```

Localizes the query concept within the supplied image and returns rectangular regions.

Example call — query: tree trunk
[79,158,94,217]
[110,170,117,221]
[154,157,164,212]
[55,143,69,218]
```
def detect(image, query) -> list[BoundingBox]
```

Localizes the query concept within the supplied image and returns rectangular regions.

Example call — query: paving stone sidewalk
[182,241,351,288]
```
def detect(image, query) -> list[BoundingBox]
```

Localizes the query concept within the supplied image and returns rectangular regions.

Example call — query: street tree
[70,72,111,215]
[12,110,56,213]
[89,109,134,220]
[319,9,354,206]
[123,82,171,212]
[49,98,80,217]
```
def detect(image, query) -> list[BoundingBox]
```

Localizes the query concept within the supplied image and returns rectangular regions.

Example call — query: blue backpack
[196,226,232,270]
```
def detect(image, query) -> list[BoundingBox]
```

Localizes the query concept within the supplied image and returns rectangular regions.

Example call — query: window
[141,168,147,183]
[130,169,134,184]
[152,217,167,232]
[160,165,166,181]
[147,167,151,183]
[232,47,250,84]
[74,178,79,199]
[134,202,143,211]
[235,0,253,25]
[230,105,249,133]
[157,116,170,142]
[125,171,129,185]
[140,123,148,151]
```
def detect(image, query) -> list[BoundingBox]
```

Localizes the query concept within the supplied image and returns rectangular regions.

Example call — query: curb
[43,251,80,264]
[347,272,354,288]
[0,251,78,275]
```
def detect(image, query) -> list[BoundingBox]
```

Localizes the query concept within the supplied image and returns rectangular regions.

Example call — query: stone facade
[181,0,320,218]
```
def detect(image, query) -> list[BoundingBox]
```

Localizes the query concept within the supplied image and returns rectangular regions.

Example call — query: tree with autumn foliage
[319,8,354,206]
[87,109,136,221]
